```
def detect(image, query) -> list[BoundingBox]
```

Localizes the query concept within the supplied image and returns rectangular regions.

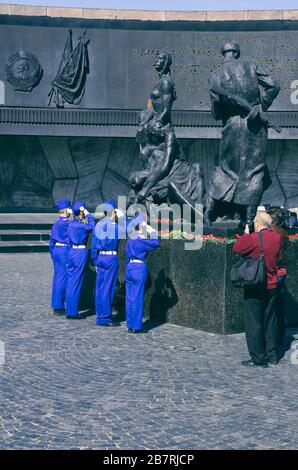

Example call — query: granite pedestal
[144,233,298,334]
[78,227,298,334]
[144,237,245,334]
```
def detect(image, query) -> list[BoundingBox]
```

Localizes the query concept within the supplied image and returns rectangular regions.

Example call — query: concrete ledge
[248,10,283,20]
[283,10,298,20]
[0,4,297,22]
[207,10,248,21]
[10,5,46,16]
[165,11,207,21]
[116,9,166,21]
[47,7,83,19]
[0,4,11,15]
[82,8,117,20]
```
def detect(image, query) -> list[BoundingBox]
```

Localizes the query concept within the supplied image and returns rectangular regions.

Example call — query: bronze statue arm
[255,64,280,111]
[208,76,223,121]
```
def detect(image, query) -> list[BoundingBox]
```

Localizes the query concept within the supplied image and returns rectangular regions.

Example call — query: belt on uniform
[129,259,144,263]
[55,242,68,247]
[99,251,117,255]
[72,245,86,249]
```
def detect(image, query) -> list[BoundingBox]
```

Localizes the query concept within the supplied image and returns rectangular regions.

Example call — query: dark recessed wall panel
[0,136,297,210]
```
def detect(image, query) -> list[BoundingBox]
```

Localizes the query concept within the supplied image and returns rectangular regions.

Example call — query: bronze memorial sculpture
[128,50,205,213]
[204,41,281,228]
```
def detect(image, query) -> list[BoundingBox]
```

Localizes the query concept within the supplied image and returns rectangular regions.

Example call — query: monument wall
[0,6,297,210]
[0,25,297,111]
[1,135,298,210]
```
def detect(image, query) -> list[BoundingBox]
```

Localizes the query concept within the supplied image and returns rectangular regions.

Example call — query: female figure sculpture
[129,50,204,210]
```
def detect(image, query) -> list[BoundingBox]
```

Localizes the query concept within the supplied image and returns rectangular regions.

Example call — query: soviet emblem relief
[5,50,43,92]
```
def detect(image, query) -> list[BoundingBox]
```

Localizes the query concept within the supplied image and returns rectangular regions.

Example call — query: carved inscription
[132,31,297,110]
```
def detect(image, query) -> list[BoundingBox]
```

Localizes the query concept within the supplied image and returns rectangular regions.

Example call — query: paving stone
[0,252,297,449]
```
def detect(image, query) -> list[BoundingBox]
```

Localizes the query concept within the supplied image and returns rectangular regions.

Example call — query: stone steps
[0,223,53,230]
[0,240,49,253]
[0,215,53,252]
[0,229,50,241]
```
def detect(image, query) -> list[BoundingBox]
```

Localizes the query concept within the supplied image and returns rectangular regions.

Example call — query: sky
[0,1,297,11]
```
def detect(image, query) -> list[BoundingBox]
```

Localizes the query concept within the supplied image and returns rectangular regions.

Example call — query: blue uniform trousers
[125,263,147,331]
[51,246,69,309]
[95,255,119,325]
[66,248,88,317]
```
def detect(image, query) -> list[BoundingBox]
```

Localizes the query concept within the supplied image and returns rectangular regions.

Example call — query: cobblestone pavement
[1,253,298,450]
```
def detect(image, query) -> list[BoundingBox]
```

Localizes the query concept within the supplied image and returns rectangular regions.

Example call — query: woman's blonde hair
[254,211,272,229]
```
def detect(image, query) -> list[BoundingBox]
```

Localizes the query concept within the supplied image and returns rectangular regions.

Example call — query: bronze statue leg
[246,204,259,226]
[204,193,216,226]
[246,185,264,225]
[137,134,176,201]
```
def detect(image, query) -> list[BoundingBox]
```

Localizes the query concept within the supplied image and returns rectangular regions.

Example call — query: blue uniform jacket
[125,234,160,263]
[68,214,96,246]
[91,217,128,264]
[49,217,71,257]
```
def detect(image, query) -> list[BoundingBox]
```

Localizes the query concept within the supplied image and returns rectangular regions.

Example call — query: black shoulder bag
[230,232,267,288]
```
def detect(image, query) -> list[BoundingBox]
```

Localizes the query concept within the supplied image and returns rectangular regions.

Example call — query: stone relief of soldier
[128,50,205,212]
[204,41,281,228]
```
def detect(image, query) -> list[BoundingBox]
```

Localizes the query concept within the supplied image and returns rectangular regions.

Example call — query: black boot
[52,308,65,316]
[241,359,268,368]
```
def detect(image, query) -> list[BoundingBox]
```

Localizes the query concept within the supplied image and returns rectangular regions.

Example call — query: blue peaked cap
[72,201,86,213]
[102,199,117,211]
[55,199,71,211]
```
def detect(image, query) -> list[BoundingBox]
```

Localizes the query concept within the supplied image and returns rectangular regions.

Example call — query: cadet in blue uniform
[65,201,95,319]
[125,213,160,333]
[49,199,72,314]
[91,200,127,326]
